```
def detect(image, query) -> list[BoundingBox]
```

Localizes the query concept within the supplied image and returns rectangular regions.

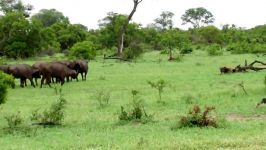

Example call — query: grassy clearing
[1,51,266,149]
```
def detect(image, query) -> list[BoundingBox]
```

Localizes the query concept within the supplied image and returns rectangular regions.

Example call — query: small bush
[30,95,67,126]
[180,46,193,54]
[118,90,153,124]
[147,79,167,102]
[173,105,218,129]
[226,42,250,54]
[4,111,37,135]
[207,44,223,56]
[5,111,23,130]
[95,89,110,108]
[123,42,143,60]
[0,71,15,104]
[160,49,169,54]
[69,41,96,60]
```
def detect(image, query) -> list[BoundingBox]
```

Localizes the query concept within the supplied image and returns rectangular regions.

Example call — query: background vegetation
[1,0,266,149]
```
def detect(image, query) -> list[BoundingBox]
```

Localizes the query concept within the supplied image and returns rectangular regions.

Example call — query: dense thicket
[0,1,265,59]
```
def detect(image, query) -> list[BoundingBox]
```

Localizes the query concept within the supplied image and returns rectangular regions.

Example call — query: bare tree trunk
[117,0,142,57]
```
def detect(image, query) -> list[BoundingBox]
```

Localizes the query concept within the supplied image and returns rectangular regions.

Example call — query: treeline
[0,0,265,60]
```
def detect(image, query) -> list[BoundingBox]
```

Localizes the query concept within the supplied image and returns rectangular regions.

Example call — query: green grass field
[1,51,266,149]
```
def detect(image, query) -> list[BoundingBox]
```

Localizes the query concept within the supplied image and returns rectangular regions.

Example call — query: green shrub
[123,42,143,60]
[4,111,36,135]
[0,71,15,105]
[172,105,218,129]
[160,49,169,54]
[30,95,67,126]
[147,79,167,102]
[207,44,223,56]
[264,75,266,93]
[180,46,193,54]
[226,42,250,54]
[118,90,153,124]
[227,42,266,54]
[252,44,266,54]
[69,41,96,60]
[5,111,23,130]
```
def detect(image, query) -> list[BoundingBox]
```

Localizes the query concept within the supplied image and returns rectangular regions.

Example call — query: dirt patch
[226,114,266,121]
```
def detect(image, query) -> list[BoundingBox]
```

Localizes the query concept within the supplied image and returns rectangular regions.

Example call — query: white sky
[22,0,266,30]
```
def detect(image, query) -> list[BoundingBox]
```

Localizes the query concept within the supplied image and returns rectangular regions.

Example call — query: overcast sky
[22,0,266,30]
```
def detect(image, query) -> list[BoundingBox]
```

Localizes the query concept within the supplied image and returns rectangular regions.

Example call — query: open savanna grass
[1,51,266,149]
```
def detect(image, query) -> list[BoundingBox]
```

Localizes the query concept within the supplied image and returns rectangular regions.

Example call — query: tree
[0,12,42,58]
[0,0,33,17]
[154,11,174,30]
[50,22,87,51]
[98,12,127,49]
[161,29,189,60]
[181,7,214,28]
[117,0,143,57]
[198,26,222,44]
[31,9,69,27]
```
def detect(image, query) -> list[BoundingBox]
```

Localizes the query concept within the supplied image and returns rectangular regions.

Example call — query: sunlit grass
[0,51,266,149]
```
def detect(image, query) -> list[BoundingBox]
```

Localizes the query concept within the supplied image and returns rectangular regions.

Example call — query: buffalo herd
[0,59,88,88]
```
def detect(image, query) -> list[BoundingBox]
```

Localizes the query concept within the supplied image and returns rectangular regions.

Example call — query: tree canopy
[31,9,69,27]
[181,7,215,28]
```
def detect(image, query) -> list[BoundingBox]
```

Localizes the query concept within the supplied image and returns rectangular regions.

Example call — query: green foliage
[50,22,87,51]
[95,89,110,108]
[198,26,222,44]
[30,95,67,126]
[118,90,153,124]
[0,12,42,58]
[0,71,15,104]
[226,42,249,54]
[0,0,33,17]
[207,44,223,56]
[69,41,96,60]
[181,7,215,28]
[98,12,127,49]
[4,111,36,135]
[147,79,167,102]
[123,42,143,60]
[264,75,266,93]
[173,105,218,129]
[180,45,193,54]
[4,111,23,132]
[31,9,69,27]
[154,11,174,30]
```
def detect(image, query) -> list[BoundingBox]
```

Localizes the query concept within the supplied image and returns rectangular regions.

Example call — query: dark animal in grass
[32,62,50,85]
[7,64,37,88]
[53,60,80,81]
[0,64,10,74]
[256,98,266,108]
[220,67,233,74]
[75,59,88,80]
[40,62,78,88]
